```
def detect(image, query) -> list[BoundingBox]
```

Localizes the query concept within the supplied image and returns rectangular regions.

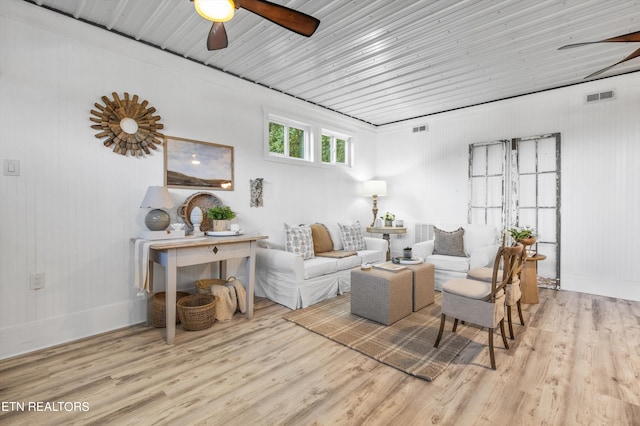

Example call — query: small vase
[385,219,393,227]
[403,248,412,259]
[212,219,229,232]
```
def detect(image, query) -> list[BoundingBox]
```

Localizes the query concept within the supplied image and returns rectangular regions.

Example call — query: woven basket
[177,294,217,330]
[195,277,235,294]
[152,291,191,328]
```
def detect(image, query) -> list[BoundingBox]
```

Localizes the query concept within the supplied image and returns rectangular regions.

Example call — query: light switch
[3,159,20,176]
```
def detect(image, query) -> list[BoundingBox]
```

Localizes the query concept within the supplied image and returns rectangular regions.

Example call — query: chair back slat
[490,244,523,302]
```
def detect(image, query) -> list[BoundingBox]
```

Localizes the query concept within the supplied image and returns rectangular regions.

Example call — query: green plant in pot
[382,212,395,227]
[206,205,236,232]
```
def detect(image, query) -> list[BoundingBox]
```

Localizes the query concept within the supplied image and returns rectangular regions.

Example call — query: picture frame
[164,135,234,190]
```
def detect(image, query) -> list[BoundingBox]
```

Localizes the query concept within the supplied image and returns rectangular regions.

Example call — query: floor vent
[586,90,615,103]
[412,124,428,133]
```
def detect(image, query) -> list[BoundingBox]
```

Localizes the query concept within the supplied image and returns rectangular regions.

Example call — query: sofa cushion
[462,224,498,256]
[433,227,465,257]
[358,249,385,265]
[336,254,362,271]
[284,223,314,259]
[426,254,470,272]
[303,257,338,279]
[338,222,366,251]
[310,223,334,254]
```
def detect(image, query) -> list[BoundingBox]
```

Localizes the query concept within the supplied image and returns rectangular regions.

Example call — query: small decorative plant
[206,205,236,220]
[383,212,395,221]
[506,226,534,241]
[403,246,412,258]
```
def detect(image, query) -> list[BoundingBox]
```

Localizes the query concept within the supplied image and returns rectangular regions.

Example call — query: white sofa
[412,224,500,291]
[255,224,386,310]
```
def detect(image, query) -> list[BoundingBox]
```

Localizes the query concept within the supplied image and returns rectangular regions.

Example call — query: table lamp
[363,180,387,227]
[140,186,174,231]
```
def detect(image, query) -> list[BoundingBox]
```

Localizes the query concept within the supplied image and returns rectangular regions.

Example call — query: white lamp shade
[363,180,387,196]
[140,186,174,209]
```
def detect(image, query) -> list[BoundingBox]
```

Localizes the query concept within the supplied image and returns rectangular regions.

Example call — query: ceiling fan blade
[238,0,320,37]
[559,30,640,49]
[207,22,228,50]
[584,46,640,79]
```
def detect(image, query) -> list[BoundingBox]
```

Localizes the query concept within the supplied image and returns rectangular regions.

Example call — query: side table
[366,226,407,261]
[521,253,546,304]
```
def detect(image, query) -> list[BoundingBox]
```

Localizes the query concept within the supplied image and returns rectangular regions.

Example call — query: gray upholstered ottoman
[404,263,435,311]
[350,268,413,325]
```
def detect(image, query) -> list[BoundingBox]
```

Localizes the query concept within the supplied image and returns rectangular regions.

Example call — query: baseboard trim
[0,298,146,360]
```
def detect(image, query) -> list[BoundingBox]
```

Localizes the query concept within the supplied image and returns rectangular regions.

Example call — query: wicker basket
[177,294,217,330]
[195,277,234,294]
[152,291,191,328]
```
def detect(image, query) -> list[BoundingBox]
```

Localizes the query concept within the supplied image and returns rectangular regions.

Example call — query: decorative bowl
[170,223,185,231]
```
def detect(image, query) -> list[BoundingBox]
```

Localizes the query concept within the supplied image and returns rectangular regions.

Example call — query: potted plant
[206,205,236,232]
[383,212,395,227]
[403,246,412,259]
[507,226,535,245]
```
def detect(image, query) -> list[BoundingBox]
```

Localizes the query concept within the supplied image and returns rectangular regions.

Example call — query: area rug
[283,293,480,381]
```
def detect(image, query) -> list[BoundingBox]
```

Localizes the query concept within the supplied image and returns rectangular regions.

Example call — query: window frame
[265,114,313,163]
[320,129,352,167]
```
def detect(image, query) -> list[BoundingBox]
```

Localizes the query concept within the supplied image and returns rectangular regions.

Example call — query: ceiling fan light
[194,0,235,22]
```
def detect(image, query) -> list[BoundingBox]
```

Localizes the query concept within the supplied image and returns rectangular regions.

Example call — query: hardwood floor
[1,288,639,425]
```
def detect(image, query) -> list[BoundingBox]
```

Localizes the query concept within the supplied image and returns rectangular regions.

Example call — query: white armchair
[412,224,500,291]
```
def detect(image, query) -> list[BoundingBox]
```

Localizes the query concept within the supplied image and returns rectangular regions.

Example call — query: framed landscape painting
[164,136,234,190]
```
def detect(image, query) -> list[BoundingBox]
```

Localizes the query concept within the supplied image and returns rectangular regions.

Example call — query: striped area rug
[283,293,480,381]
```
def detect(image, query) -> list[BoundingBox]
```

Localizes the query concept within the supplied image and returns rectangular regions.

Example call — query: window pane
[289,127,305,159]
[336,139,346,163]
[321,135,331,162]
[268,122,284,154]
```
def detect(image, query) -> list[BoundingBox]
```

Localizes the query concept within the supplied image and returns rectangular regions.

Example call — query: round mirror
[120,117,139,135]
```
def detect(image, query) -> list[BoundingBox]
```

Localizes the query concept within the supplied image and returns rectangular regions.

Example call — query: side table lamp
[139,186,184,240]
[363,180,387,227]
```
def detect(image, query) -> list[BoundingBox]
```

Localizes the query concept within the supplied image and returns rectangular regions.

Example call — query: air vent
[586,90,615,103]
[412,124,428,133]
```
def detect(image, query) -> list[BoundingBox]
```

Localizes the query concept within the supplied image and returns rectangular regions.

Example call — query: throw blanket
[316,250,357,258]
[209,278,247,321]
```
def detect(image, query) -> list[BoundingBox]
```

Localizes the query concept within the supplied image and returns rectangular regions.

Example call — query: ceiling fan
[559,31,640,79]
[191,0,320,50]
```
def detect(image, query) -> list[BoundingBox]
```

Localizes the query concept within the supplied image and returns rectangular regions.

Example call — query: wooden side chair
[467,243,526,339]
[434,244,522,370]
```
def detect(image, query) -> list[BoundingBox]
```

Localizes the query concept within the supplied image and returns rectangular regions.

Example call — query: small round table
[521,253,546,304]
[366,226,407,261]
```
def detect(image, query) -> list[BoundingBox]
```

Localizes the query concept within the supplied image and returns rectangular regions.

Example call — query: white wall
[0,1,378,359]
[376,74,640,302]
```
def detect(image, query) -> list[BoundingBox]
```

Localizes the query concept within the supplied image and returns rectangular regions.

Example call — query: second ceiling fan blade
[584,46,640,79]
[207,22,228,50]
[239,0,320,37]
[560,30,640,49]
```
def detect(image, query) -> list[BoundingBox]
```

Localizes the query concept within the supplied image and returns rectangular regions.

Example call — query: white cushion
[426,254,470,272]
[336,254,362,271]
[303,257,338,279]
[461,224,498,256]
[467,266,503,282]
[358,249,385,264]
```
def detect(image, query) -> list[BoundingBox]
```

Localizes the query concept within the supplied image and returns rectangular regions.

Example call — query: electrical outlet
[30,273,45,290]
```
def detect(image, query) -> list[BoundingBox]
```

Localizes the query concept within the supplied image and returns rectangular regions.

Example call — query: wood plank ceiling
[27,0,640,126]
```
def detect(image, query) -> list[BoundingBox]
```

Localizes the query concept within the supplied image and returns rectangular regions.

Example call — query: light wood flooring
[1,288,640,425]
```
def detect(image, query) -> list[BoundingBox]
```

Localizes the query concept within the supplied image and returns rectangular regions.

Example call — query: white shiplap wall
[0,1,377,359]
[376,73,640,302]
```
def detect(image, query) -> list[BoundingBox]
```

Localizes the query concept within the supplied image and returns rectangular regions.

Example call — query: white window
[321,131,351,166]
[267,115,312,162]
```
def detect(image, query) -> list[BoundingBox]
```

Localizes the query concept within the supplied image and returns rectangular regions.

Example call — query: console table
[366,226,407,261]
[142,234,268,344]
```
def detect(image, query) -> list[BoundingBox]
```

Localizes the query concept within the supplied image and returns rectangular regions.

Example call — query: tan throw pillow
[310,223,333,254]
[433,227,466,257]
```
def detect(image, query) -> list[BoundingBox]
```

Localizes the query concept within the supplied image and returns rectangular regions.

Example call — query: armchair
[412,224,500,291]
